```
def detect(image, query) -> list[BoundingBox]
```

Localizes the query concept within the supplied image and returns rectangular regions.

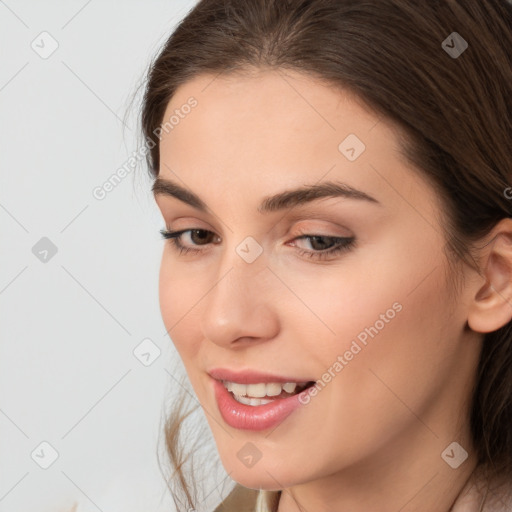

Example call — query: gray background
[0,1,217,511]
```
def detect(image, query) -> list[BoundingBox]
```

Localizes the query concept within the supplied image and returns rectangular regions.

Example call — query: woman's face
[154,68,482,490]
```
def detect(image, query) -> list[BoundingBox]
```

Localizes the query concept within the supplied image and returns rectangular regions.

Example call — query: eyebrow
[152,177,381,213]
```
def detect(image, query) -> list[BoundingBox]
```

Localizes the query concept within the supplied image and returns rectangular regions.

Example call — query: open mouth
[222,379,316,406]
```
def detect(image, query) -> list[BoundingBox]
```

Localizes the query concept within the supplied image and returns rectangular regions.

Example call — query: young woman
[139,0,512,510]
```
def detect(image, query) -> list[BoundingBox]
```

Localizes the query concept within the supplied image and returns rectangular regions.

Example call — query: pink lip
[211,376,312,431]
[208,367,313,384]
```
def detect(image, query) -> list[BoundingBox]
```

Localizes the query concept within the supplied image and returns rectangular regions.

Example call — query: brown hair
[138,0,512,509]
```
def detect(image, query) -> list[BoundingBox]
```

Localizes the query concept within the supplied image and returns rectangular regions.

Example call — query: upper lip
[208,367,314,385]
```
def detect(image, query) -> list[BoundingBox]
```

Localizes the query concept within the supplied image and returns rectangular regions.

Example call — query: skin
[153,67,512,512]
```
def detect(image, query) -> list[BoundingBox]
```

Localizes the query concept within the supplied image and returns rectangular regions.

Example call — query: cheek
[281,253,418,363]
[313,248,454,425]
[269,259,455,474]
[305,230,449,351]
[291,233,454,407]
[158,253,204,359]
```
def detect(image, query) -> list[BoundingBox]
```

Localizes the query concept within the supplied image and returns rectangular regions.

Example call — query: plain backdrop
[0,1,230,511]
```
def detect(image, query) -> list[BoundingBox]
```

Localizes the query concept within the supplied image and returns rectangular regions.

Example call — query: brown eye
[159,228,220,255]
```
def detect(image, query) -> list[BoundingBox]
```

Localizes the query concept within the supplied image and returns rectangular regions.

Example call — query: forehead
[160,70,395,177]
[162,68,385,150]
[156,68,441,226]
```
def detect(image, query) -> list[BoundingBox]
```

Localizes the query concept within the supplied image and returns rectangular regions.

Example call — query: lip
[211,376,313,431]
[208,367,313,384]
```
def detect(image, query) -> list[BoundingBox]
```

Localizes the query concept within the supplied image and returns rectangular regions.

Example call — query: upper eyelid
[163,215,353,235]
[166,228,352,247]
[165,227,349,239]
[155,194,378,230]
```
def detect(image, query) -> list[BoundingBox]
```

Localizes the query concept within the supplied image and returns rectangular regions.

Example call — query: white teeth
[246,383,266,397]
[234,395,275,406]
[266,383,282,396]
[283,382,297,393]
[222,380,309,402]
[229,382,247,396]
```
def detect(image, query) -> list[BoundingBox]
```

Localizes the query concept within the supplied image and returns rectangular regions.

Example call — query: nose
[200,252,280,348]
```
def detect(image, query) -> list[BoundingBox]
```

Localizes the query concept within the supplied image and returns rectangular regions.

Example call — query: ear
[467,218,512,333]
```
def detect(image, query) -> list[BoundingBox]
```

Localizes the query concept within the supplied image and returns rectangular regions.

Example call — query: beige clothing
[213,465,512,512]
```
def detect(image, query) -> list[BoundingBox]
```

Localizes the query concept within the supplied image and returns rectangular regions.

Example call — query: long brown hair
[138,0,512,510]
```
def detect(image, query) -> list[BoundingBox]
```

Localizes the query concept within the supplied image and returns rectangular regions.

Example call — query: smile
[210,373,316,431]
[222,380,313,406]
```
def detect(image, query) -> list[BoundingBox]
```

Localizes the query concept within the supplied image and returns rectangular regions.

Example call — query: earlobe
[467,219,512,334]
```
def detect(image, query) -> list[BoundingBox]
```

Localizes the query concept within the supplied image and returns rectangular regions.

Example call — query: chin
[221,458,306,491]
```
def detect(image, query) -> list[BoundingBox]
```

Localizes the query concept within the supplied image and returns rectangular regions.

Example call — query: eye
[290,234,355,261]
[159,228,355,261]
[159,228,219,255]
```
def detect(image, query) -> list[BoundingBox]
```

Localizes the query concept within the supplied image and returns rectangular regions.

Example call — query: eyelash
[158,228,355,261]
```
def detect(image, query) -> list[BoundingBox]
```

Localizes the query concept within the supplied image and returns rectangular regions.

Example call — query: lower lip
[212,378,310,431]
